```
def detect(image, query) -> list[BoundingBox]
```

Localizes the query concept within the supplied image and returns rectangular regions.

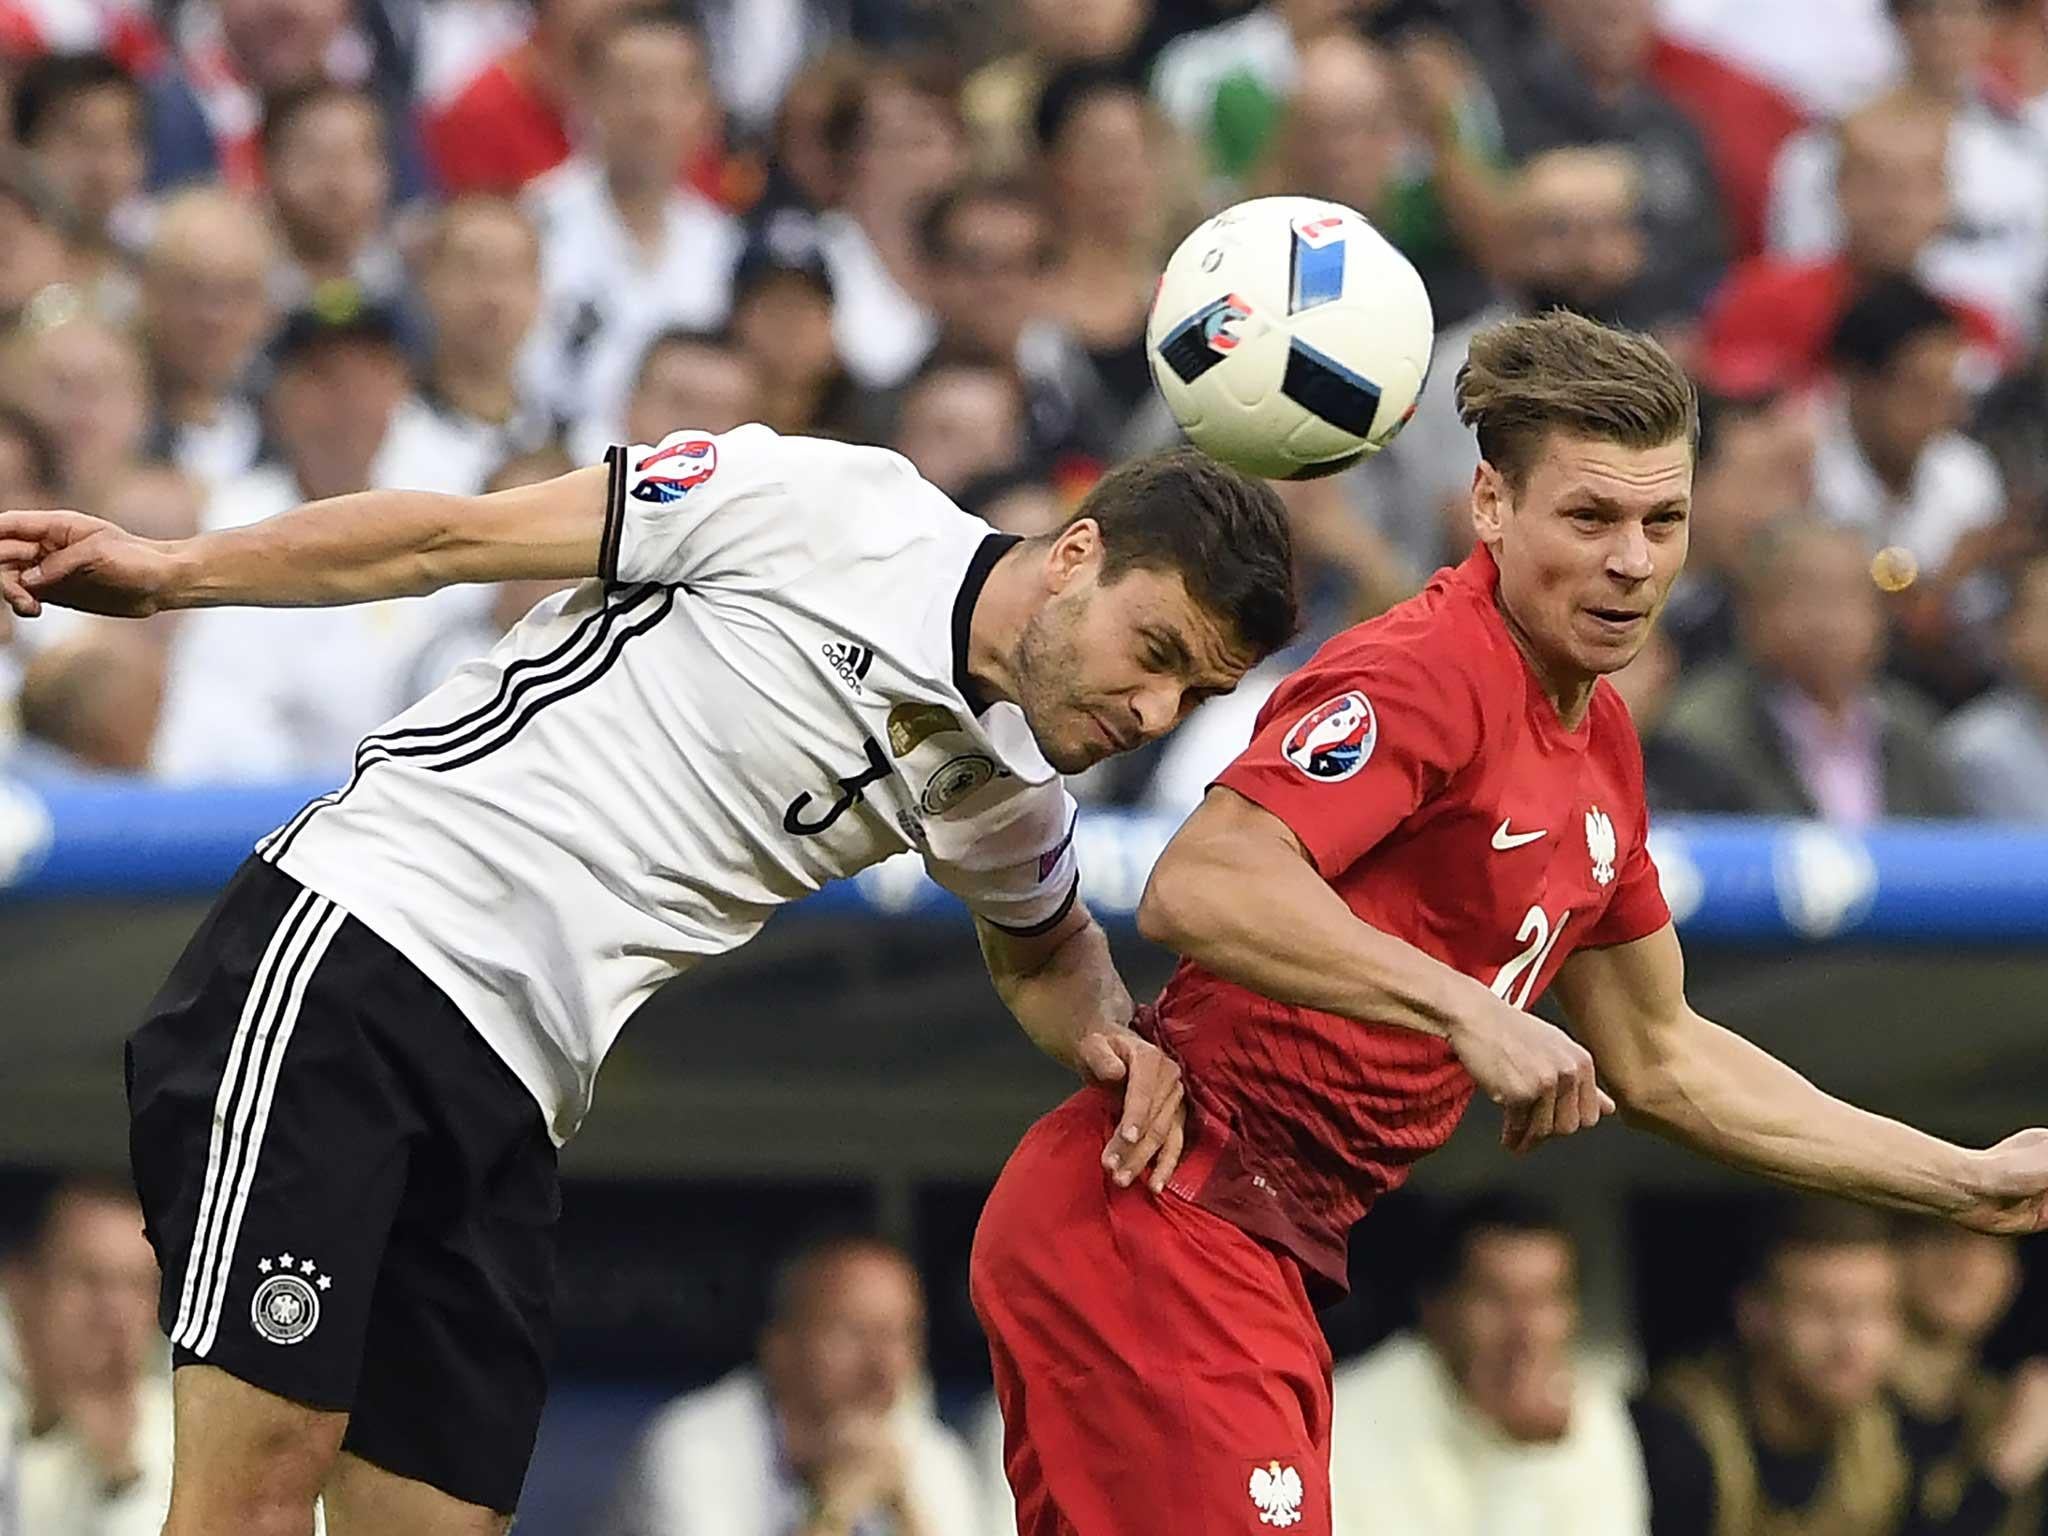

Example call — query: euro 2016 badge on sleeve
[1281,691,1376,782]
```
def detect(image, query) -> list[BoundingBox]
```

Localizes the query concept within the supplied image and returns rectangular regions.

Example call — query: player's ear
[1045,517,1101,593]
[1470,461,1507,545]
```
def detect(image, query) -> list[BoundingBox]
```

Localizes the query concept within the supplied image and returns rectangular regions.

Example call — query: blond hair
[1455,309,1697,490]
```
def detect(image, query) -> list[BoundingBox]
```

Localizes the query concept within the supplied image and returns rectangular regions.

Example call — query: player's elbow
[1137,840,1207,950]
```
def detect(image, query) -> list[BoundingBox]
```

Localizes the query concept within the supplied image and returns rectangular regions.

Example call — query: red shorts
[970,1086,1333,1536]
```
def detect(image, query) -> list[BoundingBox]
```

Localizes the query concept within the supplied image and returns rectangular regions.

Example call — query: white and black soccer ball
[1146,195,1435,480]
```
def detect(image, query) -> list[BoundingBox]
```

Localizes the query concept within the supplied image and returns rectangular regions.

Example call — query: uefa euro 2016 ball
[1146,196,1435,480]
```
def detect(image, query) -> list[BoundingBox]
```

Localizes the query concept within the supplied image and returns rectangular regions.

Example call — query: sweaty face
[1012,550,1252,773]
[1477,431,1691,691]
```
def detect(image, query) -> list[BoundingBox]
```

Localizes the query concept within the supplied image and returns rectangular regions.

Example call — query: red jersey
[1148,547,1670,1297]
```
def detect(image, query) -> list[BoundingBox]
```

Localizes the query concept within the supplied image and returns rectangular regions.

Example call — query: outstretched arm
[1553,924,2048,1232]
[975,901,1187,1193]
[0,465,609,618]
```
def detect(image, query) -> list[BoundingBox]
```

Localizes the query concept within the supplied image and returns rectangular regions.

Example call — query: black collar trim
[952,532,1022,715]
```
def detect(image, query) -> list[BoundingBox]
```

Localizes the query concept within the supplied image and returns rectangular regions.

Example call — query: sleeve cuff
[600,445,628,587]
[985,874,1081,938]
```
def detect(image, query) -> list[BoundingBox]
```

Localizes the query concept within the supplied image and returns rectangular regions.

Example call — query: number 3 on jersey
[1490,904,1570,1010]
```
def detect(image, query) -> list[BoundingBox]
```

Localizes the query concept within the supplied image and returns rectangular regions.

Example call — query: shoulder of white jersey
[629,423,988,535]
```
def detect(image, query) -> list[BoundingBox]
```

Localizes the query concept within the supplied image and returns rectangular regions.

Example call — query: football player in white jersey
[0,427,1298,1536]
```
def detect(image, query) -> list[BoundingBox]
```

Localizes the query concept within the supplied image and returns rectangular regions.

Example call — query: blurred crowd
[4,1173,2046,1536]
[0,0,2046,821]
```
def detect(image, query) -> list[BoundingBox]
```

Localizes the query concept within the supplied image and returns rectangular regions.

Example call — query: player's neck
[1495,595,1596,730]
[962,542,1036,710]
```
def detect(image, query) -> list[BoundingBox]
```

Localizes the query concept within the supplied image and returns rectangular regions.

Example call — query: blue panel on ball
[1280,336,1383,438]
[1288,227,1346,313]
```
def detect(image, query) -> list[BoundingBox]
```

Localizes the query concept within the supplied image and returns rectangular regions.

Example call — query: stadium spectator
[260,83,408,326]
[152,293,492,781]
[413,194,553,485]
[890,360,1026,499]
[957,466,1066,537]
[2,1176,170,1536]
[1659,388,1818,670]
[914,179,1109,465]
[1661,516,1963,821]
[1250,29,1508,331]
[815,60,962,390]
[603,1233,980,1536]
[1941,553,2048,819]
[1633,1201,1909,1536]
[1350,145,1656,587]
[1704,95,2007,395]
[1036,66,1181,454]
[728,236,866,442]
[959,0,1153,174]
[1607,626,1750,813]
[134,187,273,488]
[1150,0,1377,187]
[144,0,428,200]
[523,9,741,455]
[10,52,147,312]
[1814,275,2016,704]
[425,0,724,200]
[1329,1193,1649,1536]
[15,623,165,775]
[1492,0,1729,329]
[751,49,864,222]
[1889,1217,2048,1525]
[0,153,79,329]
[1768,0,2048,345]
[620,328,764,451]
[0,309,151,513]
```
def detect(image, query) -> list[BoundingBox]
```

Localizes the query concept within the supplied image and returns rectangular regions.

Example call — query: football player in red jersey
[971,310,2048,1536]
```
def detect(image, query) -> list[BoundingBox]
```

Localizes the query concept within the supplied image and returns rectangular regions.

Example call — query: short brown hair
[1455,310,1698,490]
[1065,448,1298,660]
[1747,1195,1895,1286]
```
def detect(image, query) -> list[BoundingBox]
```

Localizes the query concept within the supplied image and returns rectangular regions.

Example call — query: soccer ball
[1147,196,1435,480]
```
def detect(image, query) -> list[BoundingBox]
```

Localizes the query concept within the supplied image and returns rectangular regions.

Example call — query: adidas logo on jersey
[822,640,874,695]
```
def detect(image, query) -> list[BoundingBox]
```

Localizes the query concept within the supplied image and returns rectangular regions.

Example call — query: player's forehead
[1526,429,1693,512]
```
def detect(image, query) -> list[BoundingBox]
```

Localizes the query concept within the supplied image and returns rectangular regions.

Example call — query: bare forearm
[166,491,478,608]
[979,914,1133,1072]
[1630,1015,1978,1217]
[166,472,603,609]
[1138,833,1486,1037]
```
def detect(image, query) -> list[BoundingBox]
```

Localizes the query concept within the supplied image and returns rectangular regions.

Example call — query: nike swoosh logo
[1491,820,1547,851]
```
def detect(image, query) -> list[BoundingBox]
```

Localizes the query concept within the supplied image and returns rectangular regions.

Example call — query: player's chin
[1042,734,1109,774]
[1572,611,1652,671]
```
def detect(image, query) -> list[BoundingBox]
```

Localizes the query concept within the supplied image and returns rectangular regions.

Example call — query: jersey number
[783,737,891,836]
[1490,903,1571,1010]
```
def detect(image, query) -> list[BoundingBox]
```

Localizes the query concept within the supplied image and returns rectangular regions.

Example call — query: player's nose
[1130,687,1180,741]
[1608,524,1655,582]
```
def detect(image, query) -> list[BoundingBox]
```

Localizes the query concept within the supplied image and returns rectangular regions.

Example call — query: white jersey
[264,426,1080,1142]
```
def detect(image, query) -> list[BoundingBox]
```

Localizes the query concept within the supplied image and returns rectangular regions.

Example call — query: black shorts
[126,856,559,1514]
